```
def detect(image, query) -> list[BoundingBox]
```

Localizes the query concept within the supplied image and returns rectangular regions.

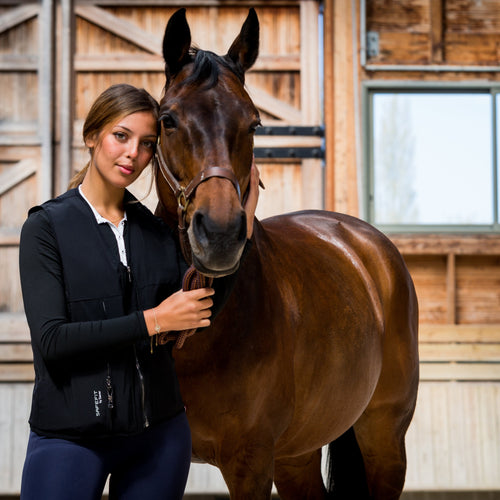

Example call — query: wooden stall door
[0,1,323,495]
[69,1,323,219]
[0,1,53,494]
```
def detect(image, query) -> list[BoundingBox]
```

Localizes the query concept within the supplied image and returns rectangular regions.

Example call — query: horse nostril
[192,211,209,246]
[192,209,247,248]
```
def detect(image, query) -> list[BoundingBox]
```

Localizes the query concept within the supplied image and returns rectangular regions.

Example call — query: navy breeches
[20,411,192,500]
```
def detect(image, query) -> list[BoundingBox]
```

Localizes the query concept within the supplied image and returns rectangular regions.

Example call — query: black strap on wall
[254,126,325,159]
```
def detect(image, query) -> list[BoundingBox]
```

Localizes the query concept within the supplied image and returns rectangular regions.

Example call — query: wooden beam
[254,136,322,148]
[0,55,37,71]
[0,345,32,362]
[300,0,319,125]
[0,4,39,35]
[58,0,76,194]
[74,0,302,5]
[419,343,500,362]
[389,234,500,256]
[430,0,444,63]
[323,0,335,210]
[419,324,500,343]
[74,54,300,73]
[246,85,302,123]
[325,0,359,215]
[0,314,30,342]
[419,362,500,381]
[0,159,37,197]
[0,230,20,247]
[0,364,34,382]
[39,0,55,203]
[75,5,162,55]
[446,253,456,324]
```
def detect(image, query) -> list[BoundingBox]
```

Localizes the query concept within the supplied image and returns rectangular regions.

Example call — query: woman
[19,83,259,499]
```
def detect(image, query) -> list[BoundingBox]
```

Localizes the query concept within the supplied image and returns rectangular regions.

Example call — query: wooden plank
[254,136,322,148]
[430,0,444,62]
[38,0,54,204]
[75,5,162,55]
[246,85,302,123]
[446,253,456,324]
[390,234,500,255]
[0,4,39,35]
[323,0,334,211]
[0,229,20,246]
[74,53,300,72]
[326,0,359,214]
[0,364,34,382]
[0,344,32,362]
[0,314,30,342]
[74,0,302,5]
[419,362,500,381]
[58,0,76,194]
[419,343,500,362]
[300,0,320,125]
[0,159,37,197]
[0,55,37,71]
[420,324,500,343]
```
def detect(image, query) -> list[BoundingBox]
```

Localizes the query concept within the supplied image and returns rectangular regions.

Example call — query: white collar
[78,185,127,226]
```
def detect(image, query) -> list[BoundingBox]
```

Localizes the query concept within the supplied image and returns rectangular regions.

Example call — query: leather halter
[154,143,242,264]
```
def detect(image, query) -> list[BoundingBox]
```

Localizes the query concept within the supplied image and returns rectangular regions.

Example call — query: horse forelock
[171,48,244,90]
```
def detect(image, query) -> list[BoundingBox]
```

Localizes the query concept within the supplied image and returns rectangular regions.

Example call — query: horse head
[156,8,260,277]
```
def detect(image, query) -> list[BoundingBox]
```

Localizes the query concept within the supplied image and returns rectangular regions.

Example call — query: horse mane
[181,48,245,88]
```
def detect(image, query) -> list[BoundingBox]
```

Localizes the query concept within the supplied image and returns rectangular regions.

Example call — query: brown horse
[154,8,419,500]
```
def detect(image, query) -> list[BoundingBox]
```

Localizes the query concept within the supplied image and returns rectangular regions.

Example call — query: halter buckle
[177,190,188,212]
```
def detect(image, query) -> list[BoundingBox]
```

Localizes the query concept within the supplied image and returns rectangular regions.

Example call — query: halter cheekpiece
[154,143,241,265]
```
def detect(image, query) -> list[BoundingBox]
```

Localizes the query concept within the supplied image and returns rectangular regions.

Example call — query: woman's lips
[118,165,134,175]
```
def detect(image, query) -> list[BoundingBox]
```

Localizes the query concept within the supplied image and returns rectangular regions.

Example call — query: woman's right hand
[144,287,215,336]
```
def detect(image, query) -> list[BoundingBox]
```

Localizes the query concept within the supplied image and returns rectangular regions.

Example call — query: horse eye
[249,119,262,134]
[160,113,177,130]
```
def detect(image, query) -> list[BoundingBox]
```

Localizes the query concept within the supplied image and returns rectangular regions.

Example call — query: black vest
[28,189,186,439]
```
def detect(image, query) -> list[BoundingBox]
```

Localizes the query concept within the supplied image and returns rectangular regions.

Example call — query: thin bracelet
[153,308,161,335]
[151,308,161,354]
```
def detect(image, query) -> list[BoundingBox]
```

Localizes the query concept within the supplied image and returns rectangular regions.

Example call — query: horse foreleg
[274,449,328,500]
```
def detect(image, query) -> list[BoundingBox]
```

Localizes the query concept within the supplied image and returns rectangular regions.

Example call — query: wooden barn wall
[1,0,500,496]
[338,0,500,494]
[0,0,323,496]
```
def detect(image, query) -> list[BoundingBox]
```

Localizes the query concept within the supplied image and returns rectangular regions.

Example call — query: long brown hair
[68,84,159,190]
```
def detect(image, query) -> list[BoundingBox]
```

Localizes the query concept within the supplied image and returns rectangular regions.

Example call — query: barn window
[364,86,499,232]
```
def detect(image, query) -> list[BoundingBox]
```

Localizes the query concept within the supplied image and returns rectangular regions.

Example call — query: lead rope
[156,266,214,349]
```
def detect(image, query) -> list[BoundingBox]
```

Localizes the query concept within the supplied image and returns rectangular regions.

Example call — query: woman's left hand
[244,157,261,239]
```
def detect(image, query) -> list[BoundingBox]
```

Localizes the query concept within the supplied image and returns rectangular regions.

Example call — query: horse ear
[226,8,259,74]
[163,8,192,80]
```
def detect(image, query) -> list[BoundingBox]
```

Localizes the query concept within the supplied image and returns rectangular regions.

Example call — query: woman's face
[86,111,157,190]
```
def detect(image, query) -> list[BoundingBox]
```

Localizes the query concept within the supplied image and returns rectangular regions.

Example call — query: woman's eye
[142,140,155,149]
[113,132,127,141]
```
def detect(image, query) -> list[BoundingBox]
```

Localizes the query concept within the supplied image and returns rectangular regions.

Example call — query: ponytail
[67,162,90,190]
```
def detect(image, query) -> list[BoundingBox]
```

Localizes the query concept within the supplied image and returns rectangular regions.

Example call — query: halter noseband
[155,144,242,264]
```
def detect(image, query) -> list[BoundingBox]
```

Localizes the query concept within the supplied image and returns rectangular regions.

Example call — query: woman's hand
[244,158,261,239]
[144,287,214,336]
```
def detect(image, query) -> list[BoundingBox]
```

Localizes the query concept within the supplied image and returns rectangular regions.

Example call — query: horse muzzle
[188,207,247,277]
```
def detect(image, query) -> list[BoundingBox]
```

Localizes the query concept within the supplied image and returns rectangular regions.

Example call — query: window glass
[372,93,492,226]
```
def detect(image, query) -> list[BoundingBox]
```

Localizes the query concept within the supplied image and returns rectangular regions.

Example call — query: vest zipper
[102,302,114,429]
[134,346,149,429]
